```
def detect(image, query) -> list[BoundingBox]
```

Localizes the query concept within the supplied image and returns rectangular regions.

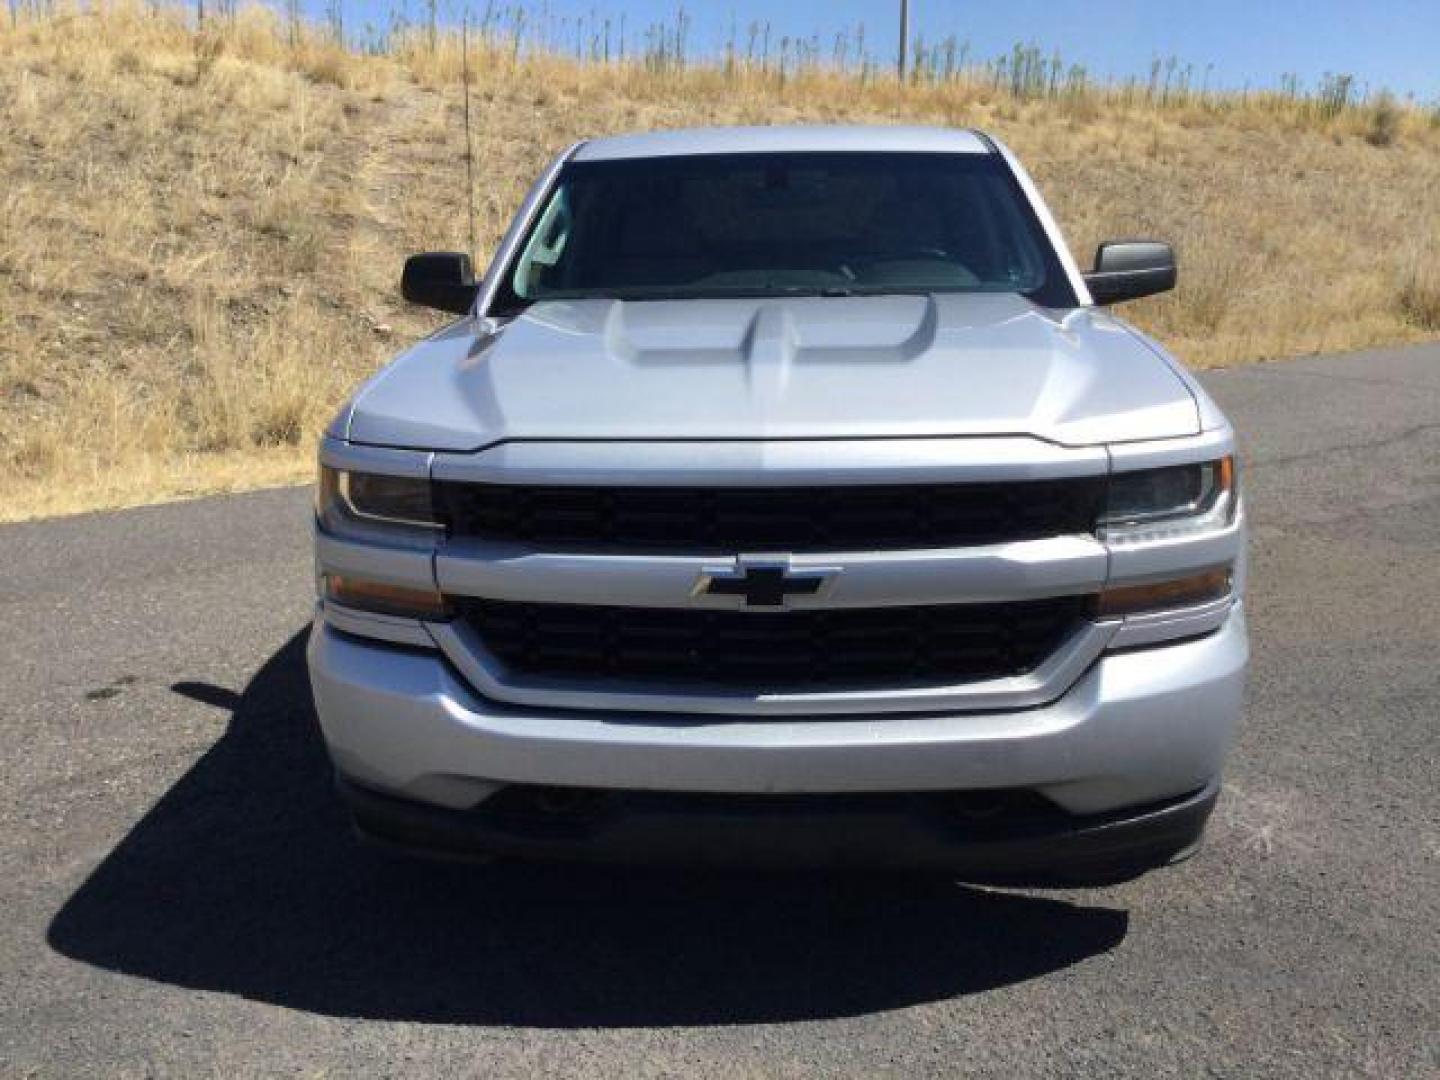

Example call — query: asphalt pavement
[1,345,1437,1076]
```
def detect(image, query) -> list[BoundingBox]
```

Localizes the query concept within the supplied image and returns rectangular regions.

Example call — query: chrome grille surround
[421,437,1119,716]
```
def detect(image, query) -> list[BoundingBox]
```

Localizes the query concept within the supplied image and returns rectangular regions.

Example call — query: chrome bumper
[308,604,1247,817]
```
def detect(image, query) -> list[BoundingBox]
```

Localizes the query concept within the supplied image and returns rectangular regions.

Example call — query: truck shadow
[47,629,1128,1027]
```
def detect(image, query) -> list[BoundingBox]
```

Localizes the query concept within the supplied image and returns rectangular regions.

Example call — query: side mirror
[1083,241,1176,305]
[401,252,478,315]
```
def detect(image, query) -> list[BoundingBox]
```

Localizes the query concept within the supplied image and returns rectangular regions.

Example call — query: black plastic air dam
[334,774,1220,886]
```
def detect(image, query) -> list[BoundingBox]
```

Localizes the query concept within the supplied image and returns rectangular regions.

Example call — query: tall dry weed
[1397,262,1440,332]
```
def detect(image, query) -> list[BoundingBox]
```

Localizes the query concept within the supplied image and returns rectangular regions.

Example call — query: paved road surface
[2,346,1437,1076]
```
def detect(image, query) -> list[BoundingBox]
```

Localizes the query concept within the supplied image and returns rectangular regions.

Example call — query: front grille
[435,479,1104,552]
[457,596,1090,692]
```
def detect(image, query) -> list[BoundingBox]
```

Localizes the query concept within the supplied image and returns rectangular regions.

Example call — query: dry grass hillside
[3,5,1440,520]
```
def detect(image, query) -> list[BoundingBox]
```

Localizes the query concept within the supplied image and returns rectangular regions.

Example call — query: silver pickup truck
[308,125,1247,884]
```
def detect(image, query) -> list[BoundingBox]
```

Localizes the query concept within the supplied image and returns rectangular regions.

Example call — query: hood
[346,293,1199,450]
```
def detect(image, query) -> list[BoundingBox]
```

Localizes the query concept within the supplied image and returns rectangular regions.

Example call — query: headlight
[1100,456,1236,544]
[316,466,449,621]
[317,466,443,538]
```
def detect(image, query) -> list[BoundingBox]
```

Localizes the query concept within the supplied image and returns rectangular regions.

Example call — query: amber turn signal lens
[1215,455,1235,497]
[324,575,451,620]
[1097,567,1232,617]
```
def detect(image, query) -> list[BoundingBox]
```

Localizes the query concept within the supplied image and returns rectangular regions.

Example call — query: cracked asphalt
[1,345,1437,1076]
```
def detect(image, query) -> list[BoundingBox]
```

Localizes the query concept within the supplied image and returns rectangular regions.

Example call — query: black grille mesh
[458,597,1089,691]
[435,479,1104,552]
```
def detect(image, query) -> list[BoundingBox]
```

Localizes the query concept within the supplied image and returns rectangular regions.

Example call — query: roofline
[571,125,995,163]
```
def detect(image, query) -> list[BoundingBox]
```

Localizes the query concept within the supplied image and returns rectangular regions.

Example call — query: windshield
[493,151,1077,313]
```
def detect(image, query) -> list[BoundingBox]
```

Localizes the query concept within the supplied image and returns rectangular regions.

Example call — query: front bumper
[308,605,1247,823]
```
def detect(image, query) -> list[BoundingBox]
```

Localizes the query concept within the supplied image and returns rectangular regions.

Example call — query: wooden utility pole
[898,0,909,79]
